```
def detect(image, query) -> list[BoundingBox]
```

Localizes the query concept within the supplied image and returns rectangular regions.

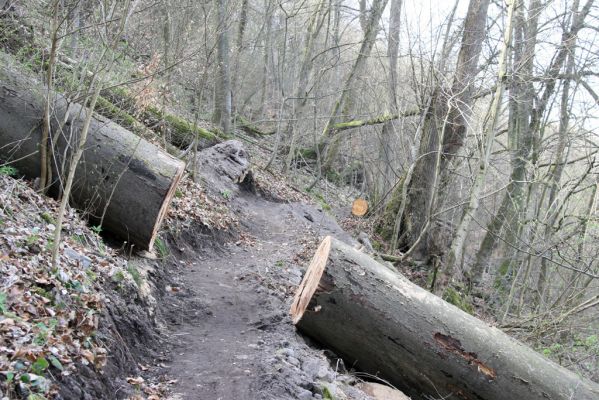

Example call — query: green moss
[443,287,474,315]
[101,87,226,149]
[493,259,512,291]
[40,212,55,225]
[371,239,383,251]
[375,177,404,241]
[307,190,332,211]
[235,114,274,136]
[325,169,341,184]
[296,147,318,160]
[145,106,224,147]
[95,96,139,130]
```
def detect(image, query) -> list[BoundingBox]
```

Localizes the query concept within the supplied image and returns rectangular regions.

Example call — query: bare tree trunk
[379,0,402,191]
[400,0,491,259]
[231,0,249,108]
[309,0,389,186]
[40,0,61,193]
[214,0,232,134]
[535,3,579,307]
[281,0,328,173]
[257,0,273,118]
[442,0,517,290]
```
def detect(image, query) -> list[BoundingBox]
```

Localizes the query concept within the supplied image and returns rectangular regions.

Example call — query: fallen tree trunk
[234,114,275,136]
[290,236,599,400]
[0,53,185,251]
[330,109,418,132]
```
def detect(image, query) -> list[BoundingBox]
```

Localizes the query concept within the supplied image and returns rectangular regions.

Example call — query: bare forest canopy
[1,0,599,388]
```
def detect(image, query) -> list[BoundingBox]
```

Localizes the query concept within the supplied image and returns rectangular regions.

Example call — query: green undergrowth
[305,189,332,211]
[375,177,404,241]
[443,287,474,315]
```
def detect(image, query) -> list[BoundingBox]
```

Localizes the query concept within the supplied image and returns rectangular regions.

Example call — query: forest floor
[154,191,366,399]
[127,141,378,400]
[0,138,381,400]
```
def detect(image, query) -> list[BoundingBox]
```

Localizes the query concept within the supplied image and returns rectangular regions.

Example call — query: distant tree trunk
[535,4,579,307]
[257,0,273,118]
[400,0,491,259]
[231,0,248,112]
[441,0,517,291]
[213,0,232,134]
[281,0,327,173]
[379,0,402,191]
[310,0,389,185]
[359,0,368,33]
[68,0,81,58]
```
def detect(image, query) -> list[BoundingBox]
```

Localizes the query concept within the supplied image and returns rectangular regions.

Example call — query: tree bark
[400,0,491,259]
[313,0,389,179]
[442,0,517,288]
[0,55,185,251]
[291,236,599,400]
[214,0,232,134]
[379,0,402,191]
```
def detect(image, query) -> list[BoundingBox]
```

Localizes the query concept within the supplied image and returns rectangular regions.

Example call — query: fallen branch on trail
[0,53,185,251]
[290,236,599,400]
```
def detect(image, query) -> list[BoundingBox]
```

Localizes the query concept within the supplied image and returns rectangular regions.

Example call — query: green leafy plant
[0,291,7,314]
[0,165,18,176]
[112,270,126,283]
[26,234,39,246]
[154,237,169,259]
[71,233,86,245]
[221,189,232,200]
[48,355,64,371]
[31,358,49,375]
[127,265,142,287]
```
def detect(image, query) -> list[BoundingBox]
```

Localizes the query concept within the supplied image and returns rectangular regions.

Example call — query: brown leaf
[127,376,145,385]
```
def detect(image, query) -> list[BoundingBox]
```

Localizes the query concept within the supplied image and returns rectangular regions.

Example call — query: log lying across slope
[290,236,599,400]
[0,54,185,251]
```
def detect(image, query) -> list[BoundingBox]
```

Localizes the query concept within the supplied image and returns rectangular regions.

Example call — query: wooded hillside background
[1,0,598,382]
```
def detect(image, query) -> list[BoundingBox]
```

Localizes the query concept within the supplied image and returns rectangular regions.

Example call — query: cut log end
[147,162,185,251]
[290,235,332,325]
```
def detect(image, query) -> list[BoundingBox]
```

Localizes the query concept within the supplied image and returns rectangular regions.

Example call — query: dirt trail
[156,192,363,400]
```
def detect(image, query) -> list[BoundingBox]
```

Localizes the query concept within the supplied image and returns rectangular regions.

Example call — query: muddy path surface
[154,190,366,400]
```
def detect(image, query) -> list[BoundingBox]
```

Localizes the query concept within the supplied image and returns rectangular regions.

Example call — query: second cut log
[290,236,599,400]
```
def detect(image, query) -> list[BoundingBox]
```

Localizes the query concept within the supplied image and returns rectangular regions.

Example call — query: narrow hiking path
[154,190,365,400]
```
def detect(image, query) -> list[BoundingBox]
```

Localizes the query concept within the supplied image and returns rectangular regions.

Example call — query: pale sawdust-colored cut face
[352,198,368,216]
[289,236,332,324]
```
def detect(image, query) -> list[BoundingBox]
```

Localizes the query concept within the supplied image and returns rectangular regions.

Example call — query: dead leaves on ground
[0,175,135,398]
[167,175,238,231]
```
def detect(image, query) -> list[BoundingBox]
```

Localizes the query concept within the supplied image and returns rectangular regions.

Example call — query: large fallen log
[290,236,599,400]
[0,53,185,251]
